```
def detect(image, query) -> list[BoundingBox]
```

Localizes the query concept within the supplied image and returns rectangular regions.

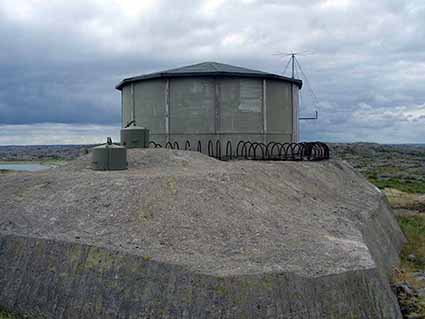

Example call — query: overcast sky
[0,0,424,144]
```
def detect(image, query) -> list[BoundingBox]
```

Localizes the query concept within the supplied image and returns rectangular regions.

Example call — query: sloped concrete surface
[0,149,406,318]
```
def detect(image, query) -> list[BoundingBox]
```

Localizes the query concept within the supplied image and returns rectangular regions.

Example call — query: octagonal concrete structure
[117,62,302,146]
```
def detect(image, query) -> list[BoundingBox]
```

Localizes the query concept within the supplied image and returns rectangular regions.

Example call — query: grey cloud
[0,0,424,143]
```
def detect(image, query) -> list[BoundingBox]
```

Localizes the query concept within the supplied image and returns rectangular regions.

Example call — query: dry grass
[384,188,425,212]
[393,267,425,290]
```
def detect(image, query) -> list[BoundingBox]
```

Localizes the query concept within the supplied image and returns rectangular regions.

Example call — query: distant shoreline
[0,142,424,162]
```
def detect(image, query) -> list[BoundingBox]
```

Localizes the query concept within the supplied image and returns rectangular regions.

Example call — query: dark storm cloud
[0,0,424,143]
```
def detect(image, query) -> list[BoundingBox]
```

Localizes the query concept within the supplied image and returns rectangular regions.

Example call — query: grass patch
[369,177,425,194]
[398,215,425,271]
[393,214,425,318]
[0,309,20,319]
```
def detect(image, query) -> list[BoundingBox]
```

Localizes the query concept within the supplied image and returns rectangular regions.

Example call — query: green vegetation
[366,165,425,317]
[369,177,425,194]
[398,215,425,271]
[366,173,425,316]
[333,143,425,195]
[393,214,425,317]
[0,308,20,319]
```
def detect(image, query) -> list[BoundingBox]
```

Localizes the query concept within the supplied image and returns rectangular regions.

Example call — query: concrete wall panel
[121,86,133,127]
[133,80,166,133]
[219,79,263,133]
[292,85,300,142]
[169,78,215,134]
[266,80,293,137]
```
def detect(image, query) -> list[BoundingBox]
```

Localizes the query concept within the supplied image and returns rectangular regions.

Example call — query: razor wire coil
[148,140,329,161]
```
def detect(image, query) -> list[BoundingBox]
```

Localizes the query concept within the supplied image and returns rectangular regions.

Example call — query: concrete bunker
[0,149,406,319]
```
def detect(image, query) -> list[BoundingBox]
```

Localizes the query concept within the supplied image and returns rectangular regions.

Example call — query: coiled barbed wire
[148,140,329,161]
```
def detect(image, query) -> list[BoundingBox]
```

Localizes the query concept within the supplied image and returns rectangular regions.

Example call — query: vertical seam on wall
[165,79,170,142]
[263,79,267,143]
[290,83,294,142]
[296,86,299,142]
[295,87,300,143]
[214,77,219,137]
[121,89,123,128]
[131,83,135,123]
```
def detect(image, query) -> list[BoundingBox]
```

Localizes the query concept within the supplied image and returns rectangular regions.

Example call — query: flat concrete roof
[116,61,303,90]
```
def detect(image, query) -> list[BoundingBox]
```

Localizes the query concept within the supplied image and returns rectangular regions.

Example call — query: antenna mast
[273,51,318,120]
[291,53,295,79]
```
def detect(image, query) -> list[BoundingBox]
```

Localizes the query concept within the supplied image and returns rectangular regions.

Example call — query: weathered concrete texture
[0,149,406,318]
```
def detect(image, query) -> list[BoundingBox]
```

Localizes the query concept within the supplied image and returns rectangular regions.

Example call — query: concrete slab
[0,149,405,318]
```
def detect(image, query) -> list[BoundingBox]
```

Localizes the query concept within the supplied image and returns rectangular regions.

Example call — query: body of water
[0,163,50,172]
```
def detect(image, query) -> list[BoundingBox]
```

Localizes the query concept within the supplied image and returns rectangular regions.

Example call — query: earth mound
[0,149,405,318]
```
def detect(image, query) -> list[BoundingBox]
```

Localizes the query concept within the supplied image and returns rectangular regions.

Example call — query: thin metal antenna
[273,51,313,78]
[273,51,318,120]
[291,53,295,78]
[281,58,292,77]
